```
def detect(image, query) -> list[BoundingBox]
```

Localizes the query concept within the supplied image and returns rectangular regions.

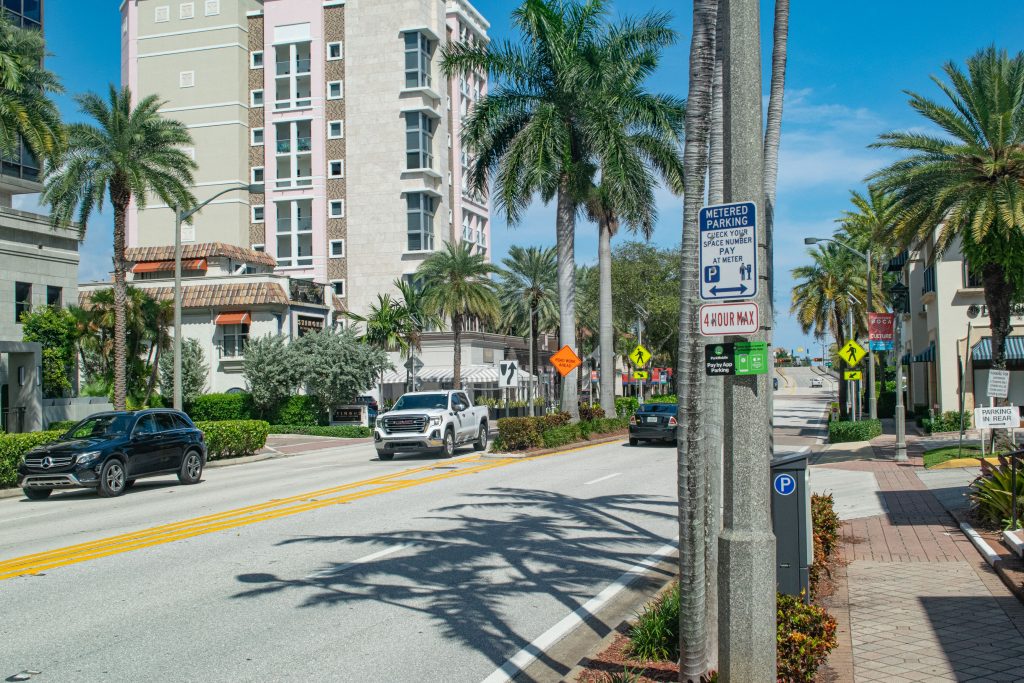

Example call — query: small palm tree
[498,246,558,386]
[836,187,900,296]
[393,278,444,355]
[0,14,63,163]
[417,243,500,390]
[42,86,196,409]
[346,293,410,399]
[871,47,1024,372]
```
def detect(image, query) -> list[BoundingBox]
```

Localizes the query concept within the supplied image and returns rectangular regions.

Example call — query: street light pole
[891,282,909,461]
[528,305,535,418]
[172,183,262,411]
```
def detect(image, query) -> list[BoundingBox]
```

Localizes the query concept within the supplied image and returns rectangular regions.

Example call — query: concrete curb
[960,521,1002,567]
[481,433,628,460]
[1003,529,1024,558]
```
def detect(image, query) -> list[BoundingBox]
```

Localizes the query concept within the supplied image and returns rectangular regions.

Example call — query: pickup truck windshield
[391,394,449,411]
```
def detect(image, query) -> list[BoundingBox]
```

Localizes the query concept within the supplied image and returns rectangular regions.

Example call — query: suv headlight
[75,451,102,466]
[430,416,443,426]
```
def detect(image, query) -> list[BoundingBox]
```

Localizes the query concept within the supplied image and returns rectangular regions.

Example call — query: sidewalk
[812,433,1024,682]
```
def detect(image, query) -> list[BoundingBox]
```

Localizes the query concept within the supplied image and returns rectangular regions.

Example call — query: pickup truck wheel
[377,450,394,461]
[474,424,488,451]
[441,429,455,458]
[629,438,639,446]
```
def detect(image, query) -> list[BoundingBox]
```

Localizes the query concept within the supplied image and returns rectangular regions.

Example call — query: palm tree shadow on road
[231,487,676,674]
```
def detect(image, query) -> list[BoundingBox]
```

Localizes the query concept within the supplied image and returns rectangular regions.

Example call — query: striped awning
[214,312,252,326]
[132,258,207,273]
[380,364,535,385]
[972,337,1024,362]
[886,250,909,272]
[900,353,910,365]
[912,343,935,363]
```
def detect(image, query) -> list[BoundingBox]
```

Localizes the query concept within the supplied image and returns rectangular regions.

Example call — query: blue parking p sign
[773,473,796,496]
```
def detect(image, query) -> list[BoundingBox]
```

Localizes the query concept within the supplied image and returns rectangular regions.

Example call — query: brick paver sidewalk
[818,434,1024,682]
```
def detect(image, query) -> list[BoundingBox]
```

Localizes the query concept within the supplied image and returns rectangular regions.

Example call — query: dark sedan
[629,403,678,445]
[17,410,207,500]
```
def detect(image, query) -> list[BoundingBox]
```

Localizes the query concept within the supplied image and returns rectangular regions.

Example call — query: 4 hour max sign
[699,201,758,301]
[699,302,759,336]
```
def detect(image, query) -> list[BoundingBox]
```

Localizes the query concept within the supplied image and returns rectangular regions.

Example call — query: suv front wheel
[97,459,127,498]
[178,450,203,485]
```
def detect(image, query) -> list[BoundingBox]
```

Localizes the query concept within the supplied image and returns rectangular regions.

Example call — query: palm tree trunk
[762,0,789,305]
[835,310,849,420]
[531,307,540,409]
[678,0,718,679]
[453,313,463,390]
[556,177,580,420]
[144,346,160,407]
[598,217,616,418]
[983,263,1013,448]
[111,192,129,410]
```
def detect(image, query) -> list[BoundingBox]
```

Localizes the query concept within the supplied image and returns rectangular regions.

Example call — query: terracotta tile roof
[79,282,289,309]
[125,242,276,267]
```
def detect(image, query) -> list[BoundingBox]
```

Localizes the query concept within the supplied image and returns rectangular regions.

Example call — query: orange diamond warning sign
[549,345,583,377]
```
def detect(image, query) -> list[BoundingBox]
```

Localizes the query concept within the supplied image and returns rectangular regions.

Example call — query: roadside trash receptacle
[771,451,812,602]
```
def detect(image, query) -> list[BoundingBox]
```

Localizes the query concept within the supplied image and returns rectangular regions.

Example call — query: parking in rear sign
[700,201,757,301]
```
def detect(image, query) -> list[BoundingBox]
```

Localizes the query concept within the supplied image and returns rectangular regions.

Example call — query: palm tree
[791,244,868,419]
[871,47,1024,374]
[393,278,444,389]
[497,245,558,393]
[42,86,196,409]
[837,187,900,295]
[346,293,410,400]
[0,14,63,164]
[417,243,499,390]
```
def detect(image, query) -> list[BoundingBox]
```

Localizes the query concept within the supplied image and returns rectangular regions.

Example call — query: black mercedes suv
[17,410,207,500]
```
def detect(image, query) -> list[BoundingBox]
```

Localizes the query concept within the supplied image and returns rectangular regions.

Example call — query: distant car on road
[629,403,678,446]
[773,377,780,391]
[810,377,823,388]
[17,410,206,500]
[374,391,488,460]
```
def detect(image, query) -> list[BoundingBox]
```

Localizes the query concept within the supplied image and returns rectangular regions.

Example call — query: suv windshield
[391,394,449,411]
[62,414,134,440]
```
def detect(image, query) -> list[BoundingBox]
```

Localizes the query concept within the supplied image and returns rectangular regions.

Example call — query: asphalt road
[0,394,830,683]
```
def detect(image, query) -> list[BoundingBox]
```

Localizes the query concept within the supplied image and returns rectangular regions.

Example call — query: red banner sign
[868,313,895,341]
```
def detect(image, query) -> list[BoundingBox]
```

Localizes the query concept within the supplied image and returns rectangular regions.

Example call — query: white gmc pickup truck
[374,390,489,460]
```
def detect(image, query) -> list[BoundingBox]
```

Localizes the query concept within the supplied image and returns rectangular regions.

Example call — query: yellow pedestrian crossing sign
[629,344,651,368]
[844,371,863,381]
[839,340,866,367]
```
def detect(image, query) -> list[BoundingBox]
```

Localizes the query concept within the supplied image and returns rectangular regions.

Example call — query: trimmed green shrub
[615,396,639,418]
[268,425,371,438]
[269,395,325,426]
[647,394,676,404]
[188,393,255,422]
[777,593,838,682]
[46,420,77,432]
[587,417,630,435]
[0,431,63,488]
[538,412,571,431]
[810,493,841,593]
[542,424,582,449]
[578,403,604,421]
[922,410,971,434]
[195,420,270,460]
[495,417,542,451]
[877,391,897,419]
[970,455,1024,528]
[828,419,882,443]
[627,582,680,661]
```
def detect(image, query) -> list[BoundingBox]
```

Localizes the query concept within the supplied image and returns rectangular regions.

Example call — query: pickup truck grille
[24,455,74,469]
[382,415,428,434]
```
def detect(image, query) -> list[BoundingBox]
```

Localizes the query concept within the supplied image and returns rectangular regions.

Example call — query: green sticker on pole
[704,341,769,376]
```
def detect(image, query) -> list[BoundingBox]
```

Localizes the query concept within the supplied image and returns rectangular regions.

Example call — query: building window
[251,89,264,107]
[251,205,264,223]
[274,41,312,110]
[251,127,264,145]
[405,111,434,170]
[276,199,314,268]
[327,41,343,60]
[14,282,30,321]
[328,160,345,178]
[331,280,346,297]
[329,239,345,258]
[204,0,220,16]
[964,262,984,289]
[274,119,313,189]
[154,5,170,22]
[329,199,345,218]
[327,80,343,100]
[46,286,61,308]
[406,193,435,252]
[179,2,194,19]
[404,32,432,89]
[220,324,249,359]
[250,50,264,69]
[462,215,472,241]
[251,167,264,184]
[179,71,195,88]
[327,120,344,139]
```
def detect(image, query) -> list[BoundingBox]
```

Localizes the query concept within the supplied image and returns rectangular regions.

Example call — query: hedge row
[195,420,270,460]
[268,425,372,439]
[922,410,971,434]
[492,414,628,452]
[46,420,77,432]
[828,419,883,443]
[187,393,326,427]
[0,431,63,488]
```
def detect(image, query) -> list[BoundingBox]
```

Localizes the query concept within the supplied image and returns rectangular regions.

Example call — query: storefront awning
[214,311,252,326]
[380,363,535,385]
[912,343,935,363]
[132,258,207,273]
[972,337,1024,363]
[900,353,910,365]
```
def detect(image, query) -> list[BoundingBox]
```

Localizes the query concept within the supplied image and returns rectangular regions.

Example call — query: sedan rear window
[62,415,133,439]
[640,404,677,413]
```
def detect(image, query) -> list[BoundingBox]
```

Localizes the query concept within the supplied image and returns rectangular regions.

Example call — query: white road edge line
[480,540,678,683]
[583,473,621,486]
[306,545,408,580]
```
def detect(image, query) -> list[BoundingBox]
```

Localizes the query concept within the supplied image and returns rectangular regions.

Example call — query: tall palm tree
[394,278,444,355]
[42,86,196,409]
[0,14,63,164]
[871,47,1024,374]
[837,187,900,295]
[498,245,558,392]
[346,293,410,400]
[417,243,499,390]
[443,0,680,418]
[791,244,868,419]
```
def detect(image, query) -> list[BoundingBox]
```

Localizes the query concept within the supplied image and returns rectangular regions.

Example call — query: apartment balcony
[276,137,312,154]
[276,59,311,76]
[289,278,325,306]
[277,216,313,233]
[275,175,314,190]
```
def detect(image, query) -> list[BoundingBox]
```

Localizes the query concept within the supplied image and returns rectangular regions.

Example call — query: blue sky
[33,1,1024,352]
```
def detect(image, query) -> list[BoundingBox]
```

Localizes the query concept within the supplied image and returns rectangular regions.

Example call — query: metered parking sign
[774,473,796,496]
[699,201,757,301]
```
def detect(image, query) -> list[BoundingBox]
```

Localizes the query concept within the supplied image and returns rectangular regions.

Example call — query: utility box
[770,451,812,601]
